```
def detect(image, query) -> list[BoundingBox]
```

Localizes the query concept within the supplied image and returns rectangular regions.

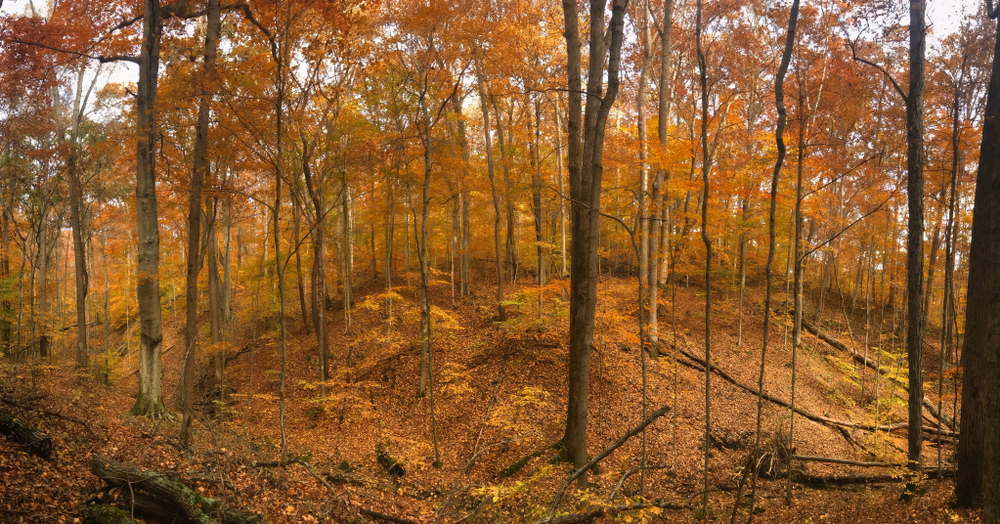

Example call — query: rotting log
[81,504,140,524]
[90,455,266,524]
[0,408,52,459]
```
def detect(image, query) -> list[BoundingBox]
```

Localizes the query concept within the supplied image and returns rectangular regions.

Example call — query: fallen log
[81,504,140,524]
[90,455,266,524]
[793,467,955,487]
[0,408,52,459]
[800,318,957,431]
[791,455,896,468]
[674,347,956,440]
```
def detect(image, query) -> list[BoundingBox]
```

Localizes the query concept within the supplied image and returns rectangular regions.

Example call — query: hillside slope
[0,273,976,523]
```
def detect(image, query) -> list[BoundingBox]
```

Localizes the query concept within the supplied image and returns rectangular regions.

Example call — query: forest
[1,0,999,522]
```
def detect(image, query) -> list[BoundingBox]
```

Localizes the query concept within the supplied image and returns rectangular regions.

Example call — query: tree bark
[302,140,329,400]
[475,60,506,321]
[956,4,1000,511]
[695,0,712,509]
[905,0,927,472]
[129,0,170,418]
[747,3,798,519]
[560,0,628,480]
[178,15,219,427]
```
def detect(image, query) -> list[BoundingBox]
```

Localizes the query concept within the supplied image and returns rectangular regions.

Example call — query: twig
[545,405,671,521]
[607,464,671,501]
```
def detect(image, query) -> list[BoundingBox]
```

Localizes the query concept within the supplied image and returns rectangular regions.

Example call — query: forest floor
[0,268,980,523]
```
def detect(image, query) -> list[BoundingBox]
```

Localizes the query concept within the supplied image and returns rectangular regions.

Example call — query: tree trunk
[293,192,311,334]
[341,180,353,331]
[67,109,89,369]
[129,0,168,418]
[451,95,472,297]
[956,6,1000,511]
[1,205,11,353]
[554,102,567,279]
[476,61,506,321]
[417,64,441,466]
[905,0,926,473]
[302,141,329,400]
[695,0,713,509]
[923,223,941,330]
[529,97,546,288]
[746,3,798,519]
[206,200,222,345]
[493,101,518,283]
[36,211,48,359]
[560,0,628,480]
[222,198,232,324]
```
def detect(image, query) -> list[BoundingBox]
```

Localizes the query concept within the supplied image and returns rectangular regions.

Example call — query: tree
[957,0,1000,512]
[559,0,628,477]
[130,0,185,418]
[903,0,927,474]
[180,0,221,445]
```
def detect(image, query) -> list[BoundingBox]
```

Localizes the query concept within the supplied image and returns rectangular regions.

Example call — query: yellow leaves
[515,387,551,408]
[358,290,406,311]
[438,363,473,403]
[430,306,463,331]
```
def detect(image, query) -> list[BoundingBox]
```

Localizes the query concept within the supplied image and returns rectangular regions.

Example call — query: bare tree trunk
[100,234,111,383]
[737,197,748,348]
[532,97,546,287]
[178,0,219,439]
[341,180,353,331]
[923,223,941,330]
[302,141,329,400]
[222,198,232,324]
[293,192,311,334]
[451,95,471,297]
[36,212,48,359]
[559,0,628,481]
[66,61,96,370]
[746,4,798,519]
[956,4,1000,511]
[695,0,713,510]
[637,0,652,338]
[904,0,926,474]
[492,101,518,283]
[129,0,169,418]
[786,71,808,505]
[416,60,441,467]
[554,102,567,279]
[476,61,506,321]
[0,202,10,353]
[206,201,222,345]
